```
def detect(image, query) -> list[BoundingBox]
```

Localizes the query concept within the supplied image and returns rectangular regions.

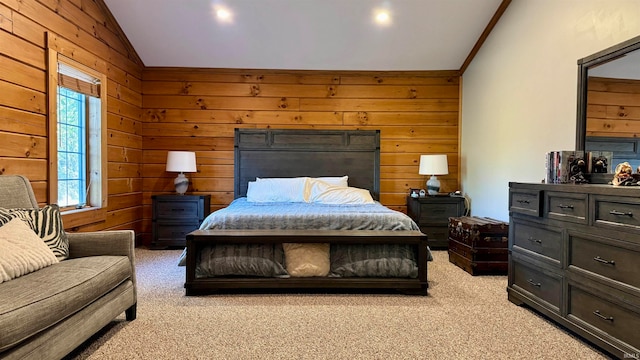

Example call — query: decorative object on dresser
[447,216,508,275]
[508,182,640,359]
[406,195,465,249]
[586,151,612,174]
[418,154,449,195]
[151,194,210,248]
[611,161,639,186]
[165,151,197,195]
[545,150,586,184]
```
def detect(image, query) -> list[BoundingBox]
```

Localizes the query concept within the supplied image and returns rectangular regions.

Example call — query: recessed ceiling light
[374,9,391,26]
[217,8,231,20]
[211,4,233,23]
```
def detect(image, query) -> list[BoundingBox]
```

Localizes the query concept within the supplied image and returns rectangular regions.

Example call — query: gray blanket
[200,198,421,231]
[183,199,430,278]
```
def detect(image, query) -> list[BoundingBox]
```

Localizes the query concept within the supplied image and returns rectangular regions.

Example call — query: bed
[183,129,430,295]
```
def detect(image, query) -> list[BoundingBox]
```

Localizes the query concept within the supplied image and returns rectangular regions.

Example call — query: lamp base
[426,175,441,195]
[174,173,189,195]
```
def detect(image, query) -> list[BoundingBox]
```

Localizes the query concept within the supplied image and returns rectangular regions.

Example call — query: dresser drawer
[417,203,460,225]
[569,232,640,290]
[546,191,588,224]
[512,220,562,264]
[420,226,449,249]
[512,259,562,310]
[569,285,640,351]
[155,199,202,220]
[154,222,201,245]
[593,195,640,232]
[509,189,542,217]
[421,226,448,241]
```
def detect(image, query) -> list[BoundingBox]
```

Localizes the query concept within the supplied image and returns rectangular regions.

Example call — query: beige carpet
[66,249,610,360]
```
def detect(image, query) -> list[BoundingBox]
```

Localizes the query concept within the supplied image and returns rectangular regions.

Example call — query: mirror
[576,35,640,182]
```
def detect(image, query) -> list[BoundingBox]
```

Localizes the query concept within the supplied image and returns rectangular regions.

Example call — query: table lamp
[418,154,448,195]
[165,151,197,195]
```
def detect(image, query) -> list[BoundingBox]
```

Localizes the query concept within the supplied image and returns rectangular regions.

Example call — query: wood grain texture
[0,0,462,246]
[0,0,143,236]
[142,67,462,221]
[586,77,640,137]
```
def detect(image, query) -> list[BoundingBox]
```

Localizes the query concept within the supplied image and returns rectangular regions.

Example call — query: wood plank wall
[141,68,461,244]
[1,1,462,246]
[587,77,640,137]
[0,0,143,236]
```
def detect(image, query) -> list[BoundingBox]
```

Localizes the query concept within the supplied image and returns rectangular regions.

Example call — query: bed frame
[184,129,429,295]
[234,128,381,200]
[185,229,427,295]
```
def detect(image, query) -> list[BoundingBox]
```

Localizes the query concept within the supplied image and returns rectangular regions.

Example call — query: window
[48,50,107,213]
[57,87,88,207]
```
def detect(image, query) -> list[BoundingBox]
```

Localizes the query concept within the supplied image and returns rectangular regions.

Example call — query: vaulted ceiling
[103,0,506,71]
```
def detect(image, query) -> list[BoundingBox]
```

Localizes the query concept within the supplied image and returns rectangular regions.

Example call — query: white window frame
[47,51,108,214]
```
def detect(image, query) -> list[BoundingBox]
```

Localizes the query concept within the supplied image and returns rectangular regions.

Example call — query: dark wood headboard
[234,129,381,200]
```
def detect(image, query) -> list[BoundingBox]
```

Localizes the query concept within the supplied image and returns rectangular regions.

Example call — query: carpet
[66,249,609,359]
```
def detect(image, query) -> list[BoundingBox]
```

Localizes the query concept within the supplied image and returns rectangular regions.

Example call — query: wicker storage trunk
[447,216,509,275]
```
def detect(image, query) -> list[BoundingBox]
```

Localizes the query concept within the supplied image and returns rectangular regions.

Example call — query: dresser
[407,195,465,249]
[508,183,640,358]
[151,194,211,248]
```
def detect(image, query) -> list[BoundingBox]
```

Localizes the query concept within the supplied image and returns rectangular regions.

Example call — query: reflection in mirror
[576,35,640,182]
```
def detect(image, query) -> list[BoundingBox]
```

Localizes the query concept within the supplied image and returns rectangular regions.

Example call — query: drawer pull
[517,200,530,204]
[593,310,614,322]
[527,279,541,287]
[557,204,574,209]
[609,210,633,217]
[593,256,615,265]
[171,208,186,212]
[527,237,542,244]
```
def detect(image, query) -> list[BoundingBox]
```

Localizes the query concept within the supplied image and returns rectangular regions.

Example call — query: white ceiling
[103,0,504,71]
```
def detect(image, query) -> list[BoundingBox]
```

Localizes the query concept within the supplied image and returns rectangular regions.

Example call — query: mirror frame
[575,34,640,151]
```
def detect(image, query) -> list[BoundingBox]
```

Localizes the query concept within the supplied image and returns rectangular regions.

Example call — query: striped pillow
[0,205,69,260]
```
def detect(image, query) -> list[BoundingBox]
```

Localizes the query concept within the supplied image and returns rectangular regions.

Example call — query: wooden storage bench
[447,216,509,275]
[185,229,428,295]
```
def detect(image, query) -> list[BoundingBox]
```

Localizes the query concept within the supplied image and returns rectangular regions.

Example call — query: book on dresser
[545,150,585,184]
[508,182,640,359]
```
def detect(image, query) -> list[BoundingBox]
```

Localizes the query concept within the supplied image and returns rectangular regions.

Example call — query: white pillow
[307,179,375,204]
[246,177,308,202]
[0,218,59,283]
[257,176,348,187]
[314,176,348,187]
[256,177,304,182]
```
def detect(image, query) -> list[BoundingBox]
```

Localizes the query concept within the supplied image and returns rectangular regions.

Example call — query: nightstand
[406,195,465,249]
[151,194,211,248]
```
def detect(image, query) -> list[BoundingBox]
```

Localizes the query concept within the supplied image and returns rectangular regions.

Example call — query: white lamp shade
[166,151,197,173]
[418,154,448,175]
